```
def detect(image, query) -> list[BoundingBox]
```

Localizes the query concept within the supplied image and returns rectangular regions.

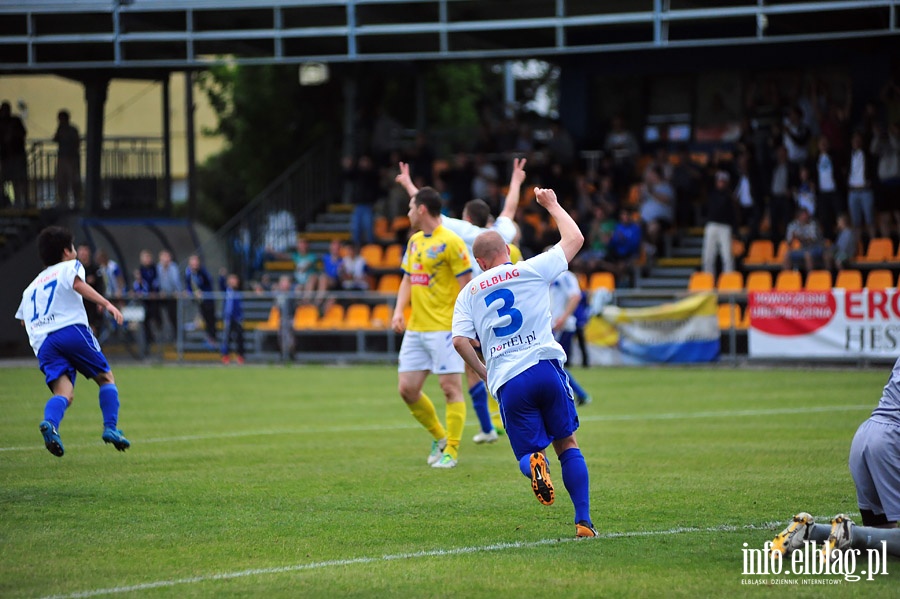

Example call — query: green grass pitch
[1,364,898,598]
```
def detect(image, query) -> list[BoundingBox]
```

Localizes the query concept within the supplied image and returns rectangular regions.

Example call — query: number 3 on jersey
[485,288,523,337]
[30,280,58,321]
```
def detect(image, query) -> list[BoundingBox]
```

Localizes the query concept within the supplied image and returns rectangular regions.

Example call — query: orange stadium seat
[774,270,802,292]
[688,271,714,292]
[381,244,404,269]
[742,240,774,266]
[861,238,894,263]
[772,241,789,266]
[293,305,319,330]
[804,270,833,291]
[576,272,588,291]
[317,304,345,329]
[834,269,863,290]
[746,271,773,292]
[716,271,744,293]
[360,244,383,266]
[731,239,745,261]
[589,272,615,292]
[343,304,372,329]
[256,306,280,331]
[370,304,392,328]
[717,303,742,330]
[866,269,895,290]
[376,273,401,293]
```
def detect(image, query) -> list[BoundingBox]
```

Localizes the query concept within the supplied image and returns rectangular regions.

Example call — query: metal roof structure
[0,0,898,73]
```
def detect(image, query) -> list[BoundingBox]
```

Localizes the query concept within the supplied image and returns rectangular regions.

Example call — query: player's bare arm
[534,187,585,262]
[452,336,487,381]
[73,276,123,325]
[391,274,412,333]
[498,157,527,221]
[395,162,419,198]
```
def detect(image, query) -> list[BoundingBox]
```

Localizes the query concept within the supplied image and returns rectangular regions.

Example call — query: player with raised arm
[393,187,473,469]
[396,158,527,444]
[16,226,130,457]
[451,187,598,537]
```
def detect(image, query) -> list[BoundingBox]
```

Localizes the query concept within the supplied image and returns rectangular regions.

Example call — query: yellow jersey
[402,225,472,331]
[509,243,523,264]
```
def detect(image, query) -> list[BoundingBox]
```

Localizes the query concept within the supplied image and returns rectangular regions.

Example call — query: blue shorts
[37,324,111,389]
[496,359,580,460]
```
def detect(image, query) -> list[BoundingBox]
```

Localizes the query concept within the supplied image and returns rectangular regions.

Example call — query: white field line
[39,520,807,599]
[0,404,871,453]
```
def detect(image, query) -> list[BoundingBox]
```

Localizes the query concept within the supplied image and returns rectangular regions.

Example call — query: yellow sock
[407,392,446,441]
[444,401,466,460]
[488,392,504,432]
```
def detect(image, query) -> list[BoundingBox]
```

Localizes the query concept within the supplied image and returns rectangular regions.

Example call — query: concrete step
[307,222,350,233]
[318,213,352,224]
[327,203,354,214]
[670,246,702,258]
[657,257,702,268]
[678,236,704,248]
[637,277,690,289]
[648,266,697,278]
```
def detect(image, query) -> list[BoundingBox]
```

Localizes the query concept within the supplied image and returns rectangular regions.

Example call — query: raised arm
[534,187,584,262]
[498,157,527,221]
[395,162,419,198]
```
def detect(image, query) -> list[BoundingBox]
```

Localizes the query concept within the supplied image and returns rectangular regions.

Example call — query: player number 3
[485,288,523,337]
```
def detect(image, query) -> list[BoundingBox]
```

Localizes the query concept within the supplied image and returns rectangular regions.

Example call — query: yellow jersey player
[392,187,473,469]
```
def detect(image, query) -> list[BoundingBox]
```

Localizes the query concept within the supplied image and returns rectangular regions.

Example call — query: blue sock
[559,447,591,525]
[469,381,493,434]
[43,395,69,429]
[98,384,120,430]
[566,370,589,401]
[518,453,532,478]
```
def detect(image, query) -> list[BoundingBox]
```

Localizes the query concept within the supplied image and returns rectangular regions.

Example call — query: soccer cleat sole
[770,512,814,557]
[40,421,64,457]
[529,452,555,506]
[575,522,599,538]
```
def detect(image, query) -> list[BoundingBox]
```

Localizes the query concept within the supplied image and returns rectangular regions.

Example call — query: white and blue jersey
[16,259,90,355]
[16,259,110,386]
[550,270,581,334]
[452,245,568,398]
[442,215,517,276]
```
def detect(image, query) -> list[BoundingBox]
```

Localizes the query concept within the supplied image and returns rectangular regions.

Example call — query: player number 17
[30,280,58,321]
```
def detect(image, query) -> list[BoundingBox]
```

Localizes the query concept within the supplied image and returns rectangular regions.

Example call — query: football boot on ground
[102,428,131,452]
[427,438,447,465]
[575,521,599,538]
[770,512,814,557]
[431,453,457,469]
[472,429,499,444]
[40,421,64,457]
[821,514,854,564]
[529,452,555,506]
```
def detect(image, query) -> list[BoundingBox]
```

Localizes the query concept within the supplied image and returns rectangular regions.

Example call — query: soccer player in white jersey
[396,158,527,444]
[451,187,598,538]
[15,226,130,457]
[771,355,900,561]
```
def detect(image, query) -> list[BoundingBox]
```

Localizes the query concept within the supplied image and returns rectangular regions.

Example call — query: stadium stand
[717,271,744,293]
[589,272,616,292]
[688,271,714,292]
[865,269,895,291]
[804,270,833,291]
[318,304,346,329]
[774,270,802,292]
[293,305,319,330]
[834,269,864,290]
[376,273,402,293]
[344,303,372,329]
[859,238,895,264]
[742,240,774,267]
[746,271,773,292]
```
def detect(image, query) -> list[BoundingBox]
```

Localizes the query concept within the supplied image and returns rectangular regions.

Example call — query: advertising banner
[748,289,900,358]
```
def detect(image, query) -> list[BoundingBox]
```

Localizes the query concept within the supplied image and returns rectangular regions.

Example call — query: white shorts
[849,417,900,522]
[398,330,465,374]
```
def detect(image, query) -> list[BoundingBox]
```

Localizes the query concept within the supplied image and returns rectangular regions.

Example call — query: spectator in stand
[95,248,125,304]
[827,213,856,272]
[137,250,161,349]
[471,153,499,208]
[638,166,675,259]
[156,250,182,339]
[812,136,844,242]
[185,254,217,349]
[339,243,369,291]
[847,130,878,243]
[817,83,853,164]
[0,100,28,207]
[783,105,812,168]
[77,244,104,335]
[671,147,704,228]
[768,145,796,245]
[871,122,900,239]
[604,114,640,189]
[783,207,825,272]
[290,237,320,300]
[273,274,295,360]
[732,152,764,243]
[343,154,380,246]
[573,203,617,274]
[596,208,643,287]
[220,273,245,365]
[642,146,674,184]
[315,239,343,305]
[794,164,817,217]
[440,151,475,218]
[53,109,81,209]
[701,170,736,277]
